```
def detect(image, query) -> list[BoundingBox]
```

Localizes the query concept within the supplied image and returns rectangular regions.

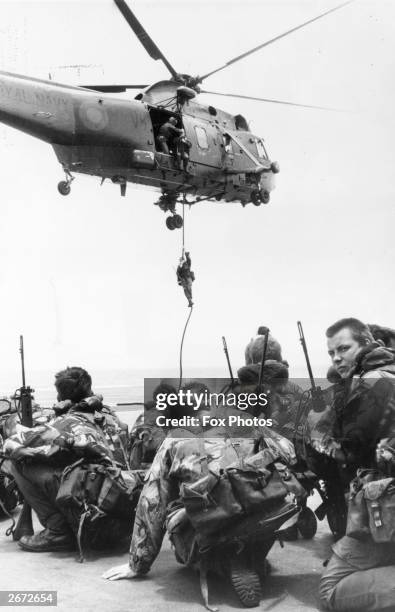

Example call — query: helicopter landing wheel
[260,190,270,204]
[57,180,71,196]
[251,190,261,206]
[166,216,176,230]
[173,214,183,229]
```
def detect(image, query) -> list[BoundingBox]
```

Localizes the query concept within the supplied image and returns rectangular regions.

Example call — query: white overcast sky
[0,0,394,387]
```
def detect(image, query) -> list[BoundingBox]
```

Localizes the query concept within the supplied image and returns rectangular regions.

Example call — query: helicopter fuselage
[0,71,277,205]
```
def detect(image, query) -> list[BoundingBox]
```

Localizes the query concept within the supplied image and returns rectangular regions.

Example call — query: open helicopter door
[182,117,222,171]
[148,107,180,153]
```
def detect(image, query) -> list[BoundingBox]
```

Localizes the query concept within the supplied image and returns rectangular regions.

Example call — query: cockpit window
[234,114,249,130]
[195,126,209,149]
[255,139,267,159]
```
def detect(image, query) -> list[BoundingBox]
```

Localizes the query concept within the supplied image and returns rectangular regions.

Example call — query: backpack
[129,425,166,469]
[346,466,395,544]
[180,444,306,537]
[55,459,145,561]
[364,478,395,543]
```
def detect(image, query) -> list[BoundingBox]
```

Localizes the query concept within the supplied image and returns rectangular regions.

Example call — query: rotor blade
[80,84,148,93]
[113,0,179,79]
[199,1,354,82]
[200,90,344,112]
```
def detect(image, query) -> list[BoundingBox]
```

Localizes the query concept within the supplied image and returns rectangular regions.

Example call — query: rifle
[17,336,34,427]
[11,336,34,541]
[258,327,270,391]
[296,323,347,538]
[297,321,326,413]
[250,328,270,417]
[222,336,235,388]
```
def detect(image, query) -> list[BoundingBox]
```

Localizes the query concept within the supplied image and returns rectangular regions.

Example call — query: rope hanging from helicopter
[181,202,185,255]
[177,204,195,390]
[178,306,193,391]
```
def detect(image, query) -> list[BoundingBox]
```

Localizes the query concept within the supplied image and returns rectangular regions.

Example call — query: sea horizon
[0,366,230,407]
[0,364,329,408]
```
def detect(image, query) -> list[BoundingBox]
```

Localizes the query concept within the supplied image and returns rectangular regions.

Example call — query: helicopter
[0,0,352,230]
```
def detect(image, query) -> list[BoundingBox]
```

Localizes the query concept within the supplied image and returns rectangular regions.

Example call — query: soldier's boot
[18,528,75,552]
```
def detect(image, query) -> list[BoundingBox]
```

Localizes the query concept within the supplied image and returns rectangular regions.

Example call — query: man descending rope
[177,251,195,307]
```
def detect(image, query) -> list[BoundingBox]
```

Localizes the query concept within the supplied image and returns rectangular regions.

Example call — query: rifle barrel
[258,328,270,389]
[19,335,26,388]
[222,336,235,385]
[297,321,316,390]
[17,335,33,427]
[11,336,35,541]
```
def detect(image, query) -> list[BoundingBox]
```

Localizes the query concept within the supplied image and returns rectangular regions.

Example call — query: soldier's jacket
[309,344,395,485]
[270,380,304,439]
[303,386,338,456]
[3,395,130,468]
[129,425,296,574]
[94,405,129,468]
[0,406,56,440]
[3,409,113,466]
[129,410,166,470]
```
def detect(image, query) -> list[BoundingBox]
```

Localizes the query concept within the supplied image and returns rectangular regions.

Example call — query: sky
[0,0,394,389]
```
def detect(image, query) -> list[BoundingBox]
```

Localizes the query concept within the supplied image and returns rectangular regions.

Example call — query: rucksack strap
[77,509,89,563]
[0,498,16,536]
[199,554,218,612]
[62,457,86,480]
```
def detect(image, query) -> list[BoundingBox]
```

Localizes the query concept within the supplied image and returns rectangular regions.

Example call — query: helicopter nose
[271,161,280,174]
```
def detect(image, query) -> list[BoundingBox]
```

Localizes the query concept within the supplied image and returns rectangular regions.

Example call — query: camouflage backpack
[56,459,145,560]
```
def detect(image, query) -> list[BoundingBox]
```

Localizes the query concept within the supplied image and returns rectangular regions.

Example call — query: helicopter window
[234,114,249,131]
[255,139,268,159]
[195,126,209,150]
